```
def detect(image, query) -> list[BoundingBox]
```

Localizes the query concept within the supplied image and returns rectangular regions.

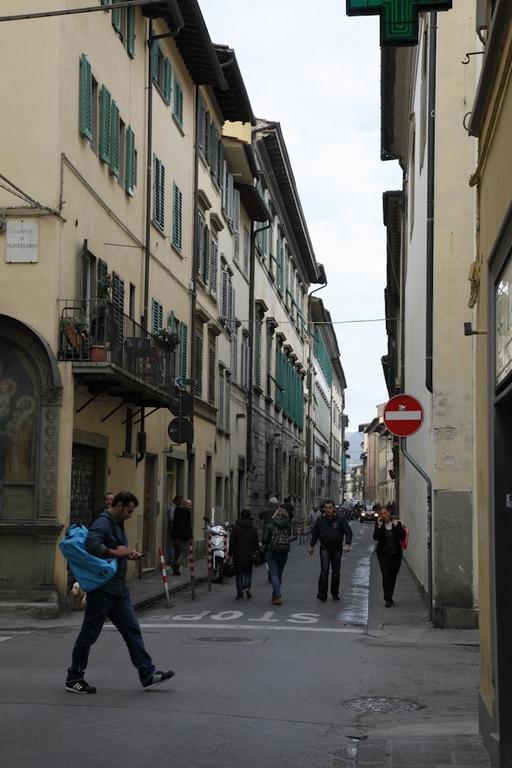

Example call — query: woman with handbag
[373,503,407,607]
[228,509,259,600]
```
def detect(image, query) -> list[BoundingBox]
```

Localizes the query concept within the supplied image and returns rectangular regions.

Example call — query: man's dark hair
[173,494,183,504]
[321,499,336,510]
[112,491,139,508]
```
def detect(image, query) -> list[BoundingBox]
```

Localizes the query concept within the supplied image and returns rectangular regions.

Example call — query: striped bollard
[188,539,196,600]
[159,548,170,609]
[207,533,212,592]
[223,530,229,575]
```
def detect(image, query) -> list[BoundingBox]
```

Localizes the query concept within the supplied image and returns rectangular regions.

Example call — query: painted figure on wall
[0,345,37,484]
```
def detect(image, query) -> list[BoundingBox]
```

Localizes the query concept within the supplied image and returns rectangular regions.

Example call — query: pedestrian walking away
[262,507,291,605]
[309,499,353,602]
[228,508,259,600]
[65,491,174,694]
[373,502,406,607]
[170,498,193,576]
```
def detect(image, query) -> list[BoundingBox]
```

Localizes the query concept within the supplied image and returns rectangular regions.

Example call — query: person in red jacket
[373,503,406,607]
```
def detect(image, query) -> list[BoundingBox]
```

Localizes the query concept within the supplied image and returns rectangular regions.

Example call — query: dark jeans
[235,563,253,595]
[265,550,288,597]
[378,553,402,601]
[67,588,155,684]
[318,546,342,598]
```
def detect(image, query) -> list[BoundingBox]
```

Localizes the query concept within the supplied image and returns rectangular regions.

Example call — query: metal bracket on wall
[75,392,102,414]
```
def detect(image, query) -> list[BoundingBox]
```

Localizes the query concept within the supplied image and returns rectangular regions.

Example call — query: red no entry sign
[383,394,424,437]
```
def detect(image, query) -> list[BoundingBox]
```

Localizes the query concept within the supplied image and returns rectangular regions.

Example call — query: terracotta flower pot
[89,345,107,362]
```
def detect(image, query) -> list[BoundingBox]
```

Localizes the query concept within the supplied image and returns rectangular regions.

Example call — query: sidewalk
[0,558,208,631]
[357,551,489,768]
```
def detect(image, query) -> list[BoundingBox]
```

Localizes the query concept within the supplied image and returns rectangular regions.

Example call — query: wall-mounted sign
[496,257,512,387]
[5,219,38,263]
[346,0,453,47]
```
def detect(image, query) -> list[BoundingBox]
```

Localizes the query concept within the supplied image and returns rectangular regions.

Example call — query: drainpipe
[425,13,437,394]
[187,84,201,500]
[137,17,154,464]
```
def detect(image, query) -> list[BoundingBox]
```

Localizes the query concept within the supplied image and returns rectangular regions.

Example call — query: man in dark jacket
[229,509,259,599]
[373,503,406,607]
[66,491,174,694]
[309,499,353,602]
[170,498,193,575]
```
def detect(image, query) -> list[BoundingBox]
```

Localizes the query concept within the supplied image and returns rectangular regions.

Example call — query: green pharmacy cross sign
[346,0,452,47]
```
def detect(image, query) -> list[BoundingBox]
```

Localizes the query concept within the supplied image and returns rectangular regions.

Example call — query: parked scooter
[204,518,230,583]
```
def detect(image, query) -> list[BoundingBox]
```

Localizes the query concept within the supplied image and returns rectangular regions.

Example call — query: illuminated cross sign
[346,0,452,47]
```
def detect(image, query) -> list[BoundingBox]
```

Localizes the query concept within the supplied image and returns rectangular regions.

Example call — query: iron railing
[58,299,176,393]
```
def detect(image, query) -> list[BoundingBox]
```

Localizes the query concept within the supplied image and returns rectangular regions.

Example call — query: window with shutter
[110,100,120,177]
[172,183,183,252]
[99,86,112,164]
[111,0,121,33]
[228,286,235,331]
[243,228,250,275]
[208,337,216,406]
[151,41,159,82]
[228,175,235,225]
[79,54,93,141]
[218,371,225,429]
[254,317,262,388]
[231,331,238,384]
[173,79,184,127]
[202,225,210,285]
[97,259,109,300]
[125,126,136,196]
[204,112,210,163]
[127,6,136,57]
[210,236,218,298]
[217,142,224,190]
[220,270,229,318]
[198,96,206,152]
[194,212,204,275]
[225,374,231,432]
[152,155,165,231]
[178,322,188,385]
[151,299,163,335]
[163,59,172,104]
[193,330,203,397]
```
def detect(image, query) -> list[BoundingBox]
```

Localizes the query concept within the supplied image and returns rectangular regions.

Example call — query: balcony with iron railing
[58,299,177,409]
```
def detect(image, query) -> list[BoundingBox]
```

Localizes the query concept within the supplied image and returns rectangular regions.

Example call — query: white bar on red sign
[385,410,422,420]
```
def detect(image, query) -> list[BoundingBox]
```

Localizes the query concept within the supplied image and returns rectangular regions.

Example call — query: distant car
[360,507,379,524]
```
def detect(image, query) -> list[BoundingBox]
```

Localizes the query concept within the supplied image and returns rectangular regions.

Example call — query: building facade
[380,1,478,628]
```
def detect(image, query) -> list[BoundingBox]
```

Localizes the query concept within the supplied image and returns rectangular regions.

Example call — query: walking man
[167,494,183,567]
[66,491,174,693]
[170,498,193,576]
[373,503,406,607]
[309,499,352,602]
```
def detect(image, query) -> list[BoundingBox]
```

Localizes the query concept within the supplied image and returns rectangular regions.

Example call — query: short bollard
[159,547,170,609]
[207,533,213,592]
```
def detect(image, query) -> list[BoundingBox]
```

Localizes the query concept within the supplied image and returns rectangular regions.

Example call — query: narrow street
[0,525,487,768]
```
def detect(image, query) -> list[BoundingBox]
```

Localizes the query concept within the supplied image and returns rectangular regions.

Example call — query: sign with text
[5,219,38,263]
[346,0,452,47]
[384,394,424,437]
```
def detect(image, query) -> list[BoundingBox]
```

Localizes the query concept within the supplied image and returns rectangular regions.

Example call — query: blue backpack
[59,524,118,592]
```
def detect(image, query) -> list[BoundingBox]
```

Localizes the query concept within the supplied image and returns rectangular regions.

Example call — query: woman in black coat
[228,509,259,600]
[373,503,406,607]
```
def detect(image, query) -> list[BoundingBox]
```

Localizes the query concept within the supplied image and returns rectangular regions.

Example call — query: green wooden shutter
[110,100,120,177]
[255,318,262,388]
[127,7,136,58]
[97,258,109,300]
[163,58,172,104]
[194,213,203,274]
[178,323,188,385]
[172,183,182,251]
[125,126,135,195]
[153,156,165,231]
[99,86,112,164]
[111,0,121,32]
[173,80,184,127]
[79,54,92,140]
[202,225,210,284]
[151,41,159,82]
[152,299,163,335]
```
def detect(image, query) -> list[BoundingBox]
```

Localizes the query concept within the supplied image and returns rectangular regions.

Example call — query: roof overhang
[237,184,270,222]
[73,362,176,410]
[223,136,257,185]
[256,122,319,283]
[143,0,227,89]
[381,46,414,164]
[213,45,255,125]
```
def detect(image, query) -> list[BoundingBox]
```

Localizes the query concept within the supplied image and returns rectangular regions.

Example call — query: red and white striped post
[159,547,170,609]
[188,539,196,600]
[206,532,212,592]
